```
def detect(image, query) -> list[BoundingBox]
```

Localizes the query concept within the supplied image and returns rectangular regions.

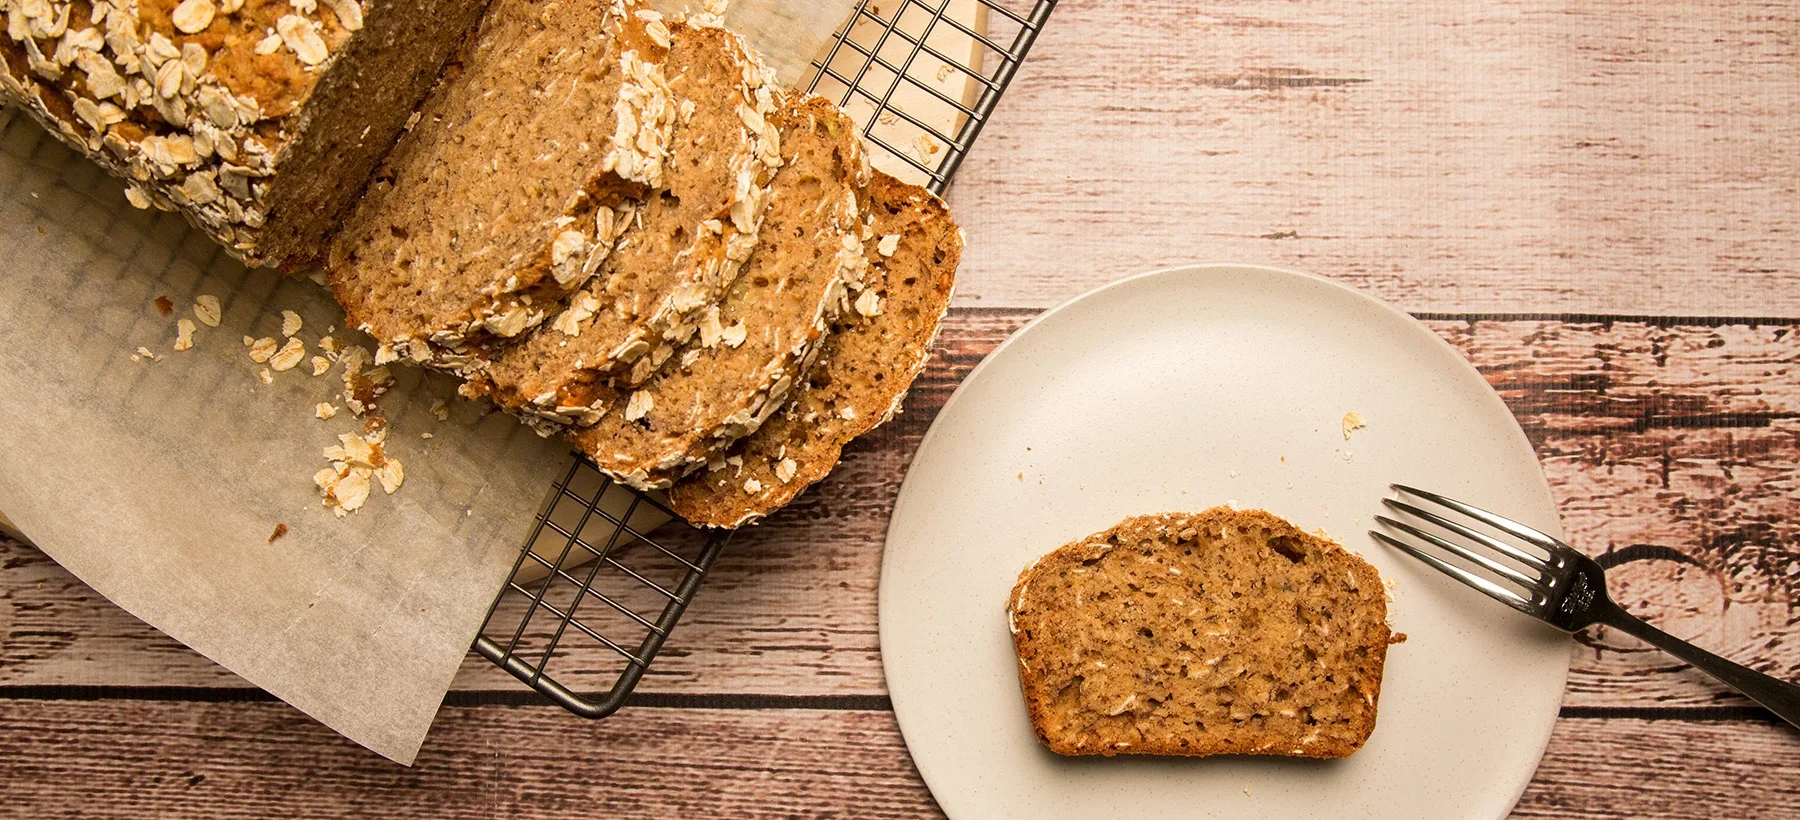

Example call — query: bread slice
[471,17,782,404]
[1,0,490,267]
[1007,508,1398,758]
[325,0,680,363]
[508,93,869,490]
[666,170,961,527]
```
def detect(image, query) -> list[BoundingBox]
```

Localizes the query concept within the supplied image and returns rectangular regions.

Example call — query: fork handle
[1596,601,1800,729]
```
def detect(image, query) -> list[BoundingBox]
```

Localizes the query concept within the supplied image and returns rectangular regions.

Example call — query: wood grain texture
[6,311,1798,711]
[0,699,1794,818]
[946,0,1800,314]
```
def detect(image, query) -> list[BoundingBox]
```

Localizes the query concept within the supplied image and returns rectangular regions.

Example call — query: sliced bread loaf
[325,0,675,363]
[1008,508,1398,758]
[666,170,961,527]
[486,17,781,398]
[547,93,870,490]
[1,0,490,266]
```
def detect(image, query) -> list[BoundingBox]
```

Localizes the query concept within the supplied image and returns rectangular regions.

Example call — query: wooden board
[945,0,1800,315]
[0,699,1794,818]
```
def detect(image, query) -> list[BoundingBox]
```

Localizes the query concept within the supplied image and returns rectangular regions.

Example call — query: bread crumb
[194,295,223,327]
[134,346,161,363]
[153,295,174,315]
[281,310,304,337]
[315,403,337,420]
[268,523,288,543]
[257,369,273,384]
[173,318,195,351]
[421,432,433,440]
[1243,786,1252,796]
[1342,411,1367,440]
[430,399,449,421]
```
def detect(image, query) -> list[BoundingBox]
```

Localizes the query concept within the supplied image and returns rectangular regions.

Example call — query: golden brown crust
[665,170,960,527]
[1008,508,1394,758]
[1,0,489,266]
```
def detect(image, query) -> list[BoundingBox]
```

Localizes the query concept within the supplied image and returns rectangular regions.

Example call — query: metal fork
[1371,484,1800,729]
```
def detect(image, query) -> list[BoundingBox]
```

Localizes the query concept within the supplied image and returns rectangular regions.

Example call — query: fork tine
[1381,498,1549,571]
[1370,530,1539,616]
[1392,484,1564,552]
[1373,514,1539,587]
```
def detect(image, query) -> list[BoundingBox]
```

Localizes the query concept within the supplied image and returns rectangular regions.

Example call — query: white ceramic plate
[881,264,1570,820]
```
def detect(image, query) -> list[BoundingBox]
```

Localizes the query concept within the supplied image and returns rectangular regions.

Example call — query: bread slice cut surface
[1007,508,1398,758]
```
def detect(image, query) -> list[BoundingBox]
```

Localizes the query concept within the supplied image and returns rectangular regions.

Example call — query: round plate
[881,264,1570,820]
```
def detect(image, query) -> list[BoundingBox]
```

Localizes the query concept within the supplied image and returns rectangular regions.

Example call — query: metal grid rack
[474,0,1057,718]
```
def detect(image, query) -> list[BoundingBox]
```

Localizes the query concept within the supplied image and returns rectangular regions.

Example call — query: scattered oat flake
[310,356,331,376]
[153,295,174,315]
[421,432,433,440]
[376,459,404,494]
[268,338,306,371]
[315,402,338,420]
[194,295,223,327]
[1342,411,1367,440]
[318,335,341,355]
[258,369,273,384]
[135,346,161,362]
[248,337,278,362]
[173,318,196,351]
[281,310,303,337]
[268,523,289,543]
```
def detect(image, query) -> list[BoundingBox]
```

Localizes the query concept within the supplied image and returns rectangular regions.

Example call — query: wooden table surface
[4,0,1799,815]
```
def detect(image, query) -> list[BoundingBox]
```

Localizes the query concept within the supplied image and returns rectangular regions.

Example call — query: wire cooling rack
[474,0,1057,718]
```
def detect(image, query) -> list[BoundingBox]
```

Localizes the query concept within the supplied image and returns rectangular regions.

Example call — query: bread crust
[1008,508,1396,758]
[1,0,489,266]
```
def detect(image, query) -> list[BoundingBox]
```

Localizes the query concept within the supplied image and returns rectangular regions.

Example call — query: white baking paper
[0,1,865,765]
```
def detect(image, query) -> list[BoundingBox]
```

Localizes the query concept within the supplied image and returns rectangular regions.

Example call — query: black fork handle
[1596,600,1800,729]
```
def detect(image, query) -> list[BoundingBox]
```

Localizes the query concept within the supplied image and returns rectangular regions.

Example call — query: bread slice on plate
[1007,508,1400,758]
[666,170,962,527]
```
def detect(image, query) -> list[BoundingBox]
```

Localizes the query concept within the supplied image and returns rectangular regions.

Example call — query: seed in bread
[1008,508,1399,758]
[667,170,961,527]
[0,0,490,267]
[325,0,673,364]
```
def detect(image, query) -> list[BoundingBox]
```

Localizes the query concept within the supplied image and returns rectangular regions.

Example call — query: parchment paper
[0,1,857,765]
